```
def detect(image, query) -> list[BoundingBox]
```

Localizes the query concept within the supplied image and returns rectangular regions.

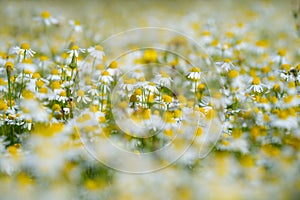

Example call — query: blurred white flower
[67,45,85,58]
[36,11,58,26]
[187,67,201,80]
[87,45,105,60]
[98,71,114,84]
[76,90,91,104]
[69,20,82,32]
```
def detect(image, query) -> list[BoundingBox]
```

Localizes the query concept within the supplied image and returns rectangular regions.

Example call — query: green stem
[6,70,12,109]
[19,70,25,98]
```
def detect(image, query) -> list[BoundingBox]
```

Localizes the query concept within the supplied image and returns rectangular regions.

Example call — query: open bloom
[249,77,267,93]
[154,71,172,88]
[144,82,159,95]
[67,45,85,58]
[98,71,114,84]
[215,58,235,72]
[69,20,82,32]
[76,90,91,104]
[87,45,105,60]
[187,67,201,80]
[10,43,36,61]
[107,61,121,77]
[36,11,58,26]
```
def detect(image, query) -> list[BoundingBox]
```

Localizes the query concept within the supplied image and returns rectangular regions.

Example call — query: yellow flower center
[32,72,41,79]
[36,79,44,88]
[60,90,67,97]
[255,40,269,47]
[51,81,61,90]
[61,52,69,59]
[224,58,231,63]
[190,67,200,72]
[262,66,270,74]
[273,83,280,91]
[163,95,172,103]
[281,64,290,71]
[278,49,286,56]
[0,100,8,111]
[24,69,32,75]
[228,70,239,78]
[95,45,103,51]
[134,88,142,95]
[71,45,79,50]
[252,77,260,85]
[164,111,175,123]
[52,104,61,111]
[164,129,174,137]
[101,70,110,76]
[74,20,81,26]
[160,70,169,78]
[39,87,48,94]
[5,61,14,71]
[283,95,293,103]
[40,55,48,61]
[41,11,51,19]
[109,61,118,69]
[51,69,59,75]
[278,110,288,119]
[202,30,211,36]
[77,90,85,97]
[270,96,278,104]
[21,42,30,50]
[143,49,157,62]
[22,90,34,99]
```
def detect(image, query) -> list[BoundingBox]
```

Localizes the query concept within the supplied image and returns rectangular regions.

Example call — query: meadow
[0,0,299,199]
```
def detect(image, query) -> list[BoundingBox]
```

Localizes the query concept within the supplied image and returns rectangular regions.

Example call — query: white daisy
[76,90,91,104]
[87,85,99,96]
[144,82,159,95]
[121,78,136,92]
[87,45,105,60]
[67,45,85,58]
[154,71,173,88]
[187,67,201,80]
[36,11,58,26]
[10,43,36,62]
[215,59,235,72]
[98,71,114,84]
[98,83,111,94]
[55,90,69,103]
[249,77,267,93]
[69,20,82,32]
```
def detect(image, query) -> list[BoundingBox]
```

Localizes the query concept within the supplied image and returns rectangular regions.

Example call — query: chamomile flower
[17,59,37,73]
[69,20,82,32]
[87,84,99,96]
[67,45,85,58]
[98,71,114,84]
[76,89,91,104]
[144,82,159,95]
[249,77,267,93]
[271,110,298,130]
[56,90,69,103]
[154,71,173,88]
[36,11,58,26]
[107,61,121,77]
[87,45,105,60]
[187,67,201,81]
[98,82,111,94]
[272,49,288,65]
[215,58,235,72]
[10,43,36,62]
[121,78,136,92]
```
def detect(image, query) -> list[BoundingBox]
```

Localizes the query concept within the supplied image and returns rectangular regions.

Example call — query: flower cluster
[0,1,300,200]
